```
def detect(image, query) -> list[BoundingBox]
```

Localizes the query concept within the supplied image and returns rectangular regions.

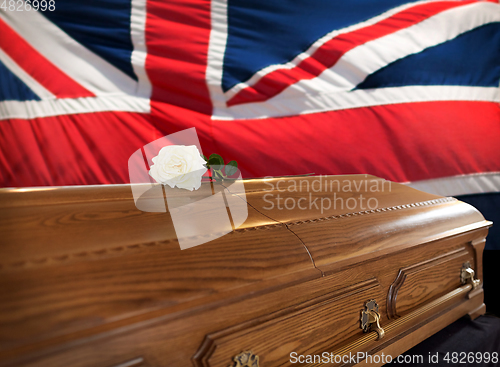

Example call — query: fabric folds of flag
[0,0,499,249]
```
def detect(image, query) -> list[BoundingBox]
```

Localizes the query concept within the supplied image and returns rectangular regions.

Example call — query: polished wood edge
[467,303,486,320]
[191,278,379,367]
[387,247,469,319]
[387,271,406,320]
[110,357,145,367]
[0,182,229,209]
[470,238,487,283]
[0,175,380,208]
[285,198,456,227]
[467,287,484,300]
[0,185,144,208]
[321,222,492,275]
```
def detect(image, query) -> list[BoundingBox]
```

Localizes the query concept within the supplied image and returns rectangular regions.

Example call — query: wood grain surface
[0,176,492,367]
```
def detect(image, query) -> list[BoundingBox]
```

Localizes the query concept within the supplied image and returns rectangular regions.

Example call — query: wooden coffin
[0,175,492,367]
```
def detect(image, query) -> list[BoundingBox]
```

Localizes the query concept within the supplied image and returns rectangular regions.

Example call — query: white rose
[148,145,207,191]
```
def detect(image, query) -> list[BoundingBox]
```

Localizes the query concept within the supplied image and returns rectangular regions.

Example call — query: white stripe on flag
[212,85,500,120]
[130,0,152,99]
[206,0,230,111]
[405,172,500,196]
[0,95,150,120]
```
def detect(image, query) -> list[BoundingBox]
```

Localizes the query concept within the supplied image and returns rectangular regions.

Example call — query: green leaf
[213,169,225,181]
[208,153,224,168]
[225,160,238,177]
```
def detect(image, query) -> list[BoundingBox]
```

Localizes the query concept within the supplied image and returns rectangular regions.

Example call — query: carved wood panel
[192,279,382,367]
[387,247,471,319]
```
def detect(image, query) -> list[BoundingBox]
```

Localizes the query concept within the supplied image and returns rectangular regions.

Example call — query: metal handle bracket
[461,262,480,289]
[230,351,259,367]
[360,299,385,340]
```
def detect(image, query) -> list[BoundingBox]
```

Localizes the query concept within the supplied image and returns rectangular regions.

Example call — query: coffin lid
[0,174,490,273]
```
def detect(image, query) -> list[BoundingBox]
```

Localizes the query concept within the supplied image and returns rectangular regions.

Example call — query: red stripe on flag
[145,0,212,114]
[0,112,153,186]
[0,104,218,187]
[211,101,500,183]
[1,102,498,187]
[0,18,94,99]
[226,0,477,107]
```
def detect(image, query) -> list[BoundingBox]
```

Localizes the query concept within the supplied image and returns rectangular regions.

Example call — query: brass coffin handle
[360,300,385,340]
[230,351,259,367]
[461,262,480,289]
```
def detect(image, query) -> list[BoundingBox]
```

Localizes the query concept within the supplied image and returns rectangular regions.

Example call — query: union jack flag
[0,0,499,246]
